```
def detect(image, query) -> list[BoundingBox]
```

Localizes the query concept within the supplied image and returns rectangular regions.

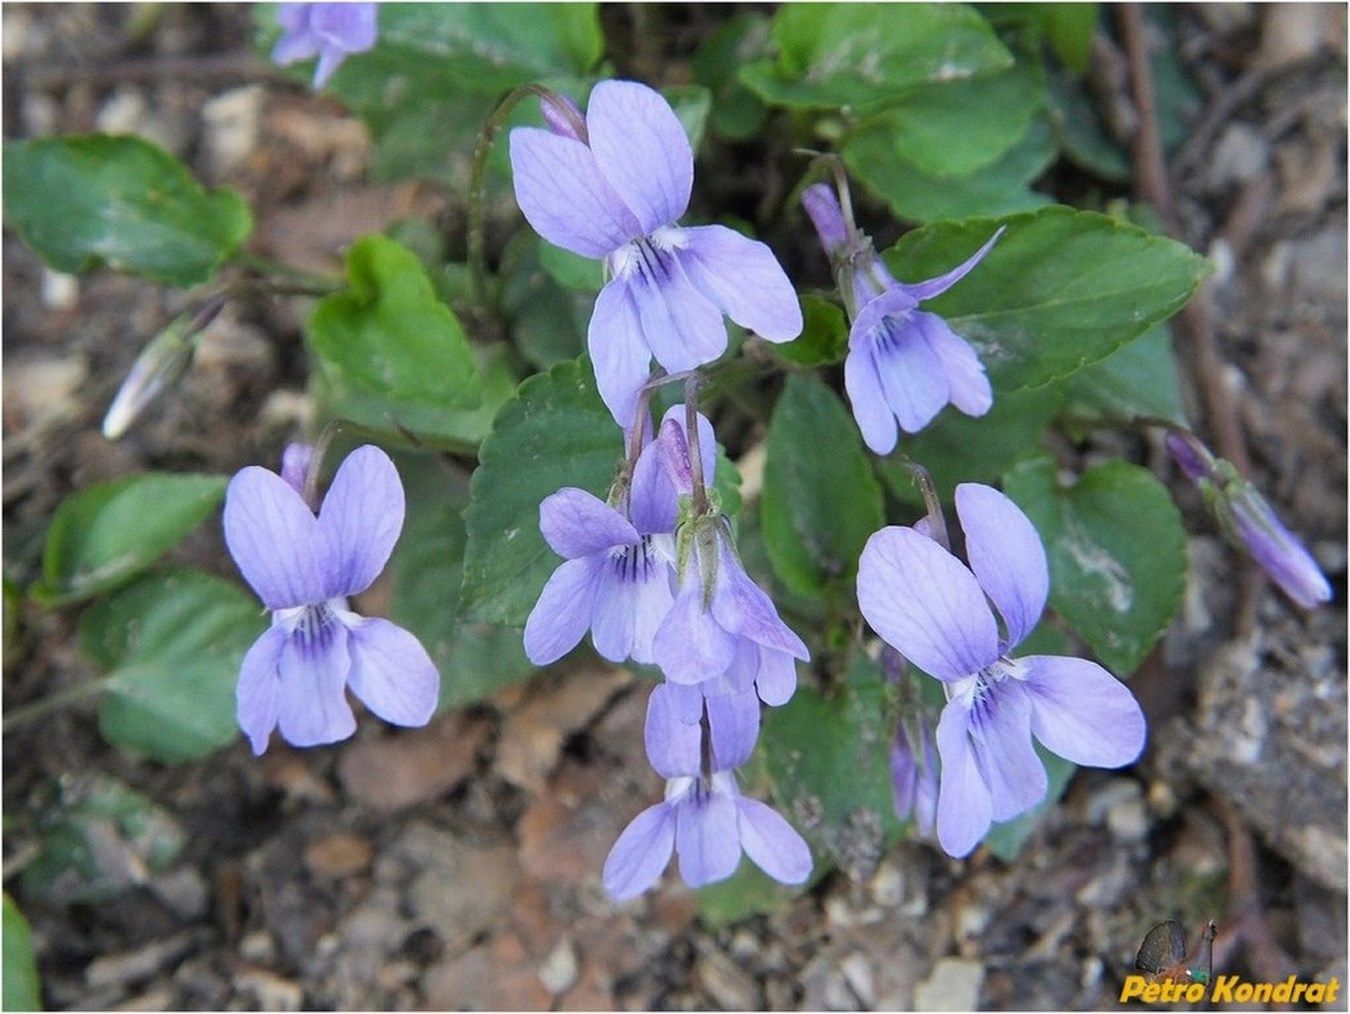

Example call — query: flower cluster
[1167,432,1331,609]
[858,484,1147,857]
[224,443,439,754]
[803,180,1001,453]
[526,407,813,897]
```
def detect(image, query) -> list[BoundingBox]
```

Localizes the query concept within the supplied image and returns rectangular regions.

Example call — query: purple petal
[916,313,992,418]
[310,2,378,52]
[890,727,919,822]
[644,407,716,515]
[280,442,314,495]
[540,91,585,141]
[706,689,760,769]
[653,583,737,685]
[223,466,325,610]
[628,559,677,665]
[850,286,919,352]
[319,445,405,598]
[675,792,742,887]
[955,483,1048,649]
[539,487,639,560]
[678,225,803,343]
[237,625,286,755]
[603,803,676,901]
[586,80,692,234]
[736,797,812,885]
[711,544,809,659]
[968,679,1045,822]
[934,699,992,858]
[272,29,320,66]
[590,564,642,663]
[664,681,705,725]
[344,617,439,728]
[873,320,950,433]
[588,280,653,428]
[624,254,727,373]
[1231,493,1333,609]
[1165,431,1216,483]
[311,48,344,89]
[1021,655,1146,767]
[857,527,1000,682]
[630,427,677,534]
[844,344,899,455]
[523,557,604,665]
[802,182,848,257]
[900,227,1004,304]
[661,404,718,492]
[275,621,356,748]
[645,683,702,779]
[755,647,798,706]
[509,127,641,258]
[276,3,309,32]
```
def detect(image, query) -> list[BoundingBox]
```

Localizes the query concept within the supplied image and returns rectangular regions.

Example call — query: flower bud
[539,90,587,142]
[102,297,224,440]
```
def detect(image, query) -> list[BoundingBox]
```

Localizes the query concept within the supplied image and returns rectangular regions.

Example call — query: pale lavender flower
[1166,432,1331,609]
[650,424,809,707]
[602,684,812,900]
[224,443,438,754]
[272,3,378,89]
[857,483,1146,857]
[803,181,1001,453]
[522,407,714,666]
[890,718,938,837]
[509,80,803,425]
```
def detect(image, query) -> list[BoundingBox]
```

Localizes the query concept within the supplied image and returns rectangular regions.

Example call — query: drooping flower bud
[102,297,224,440]
[538,90,587,143]
[280,443,315,496]
[1167,431,1331,609]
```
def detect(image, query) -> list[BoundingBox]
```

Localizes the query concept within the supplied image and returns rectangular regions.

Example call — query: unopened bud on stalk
[1166,431,1332,609]
[101,297,224,440]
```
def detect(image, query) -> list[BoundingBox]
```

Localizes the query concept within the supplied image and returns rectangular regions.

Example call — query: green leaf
[503,236,590,368]
[984,747,1076,860]
[739,3,1013,111]
[845,115,1056,222]
[33,473,227,607]
[761,655,900,879]
[859,53,1045,179]
[461,358,623,625]
[1003,457,1187,675]
[983,3,1097,74]
[875,385,1066,504]
[387,457,535,708]
[691,13,772,141]
[79,571,264,763]
[22,773,185,905]
[1048,67,1132,183]
[1063,324,1187,426]
[761,377,883,598]
[2,135,252,287]
[697,861,804,928]
[882,206,1210,390]
[309,235,482,427]
[773,295,849,367]
[664,84,714,153]
[537,240,604,293]
[3,895,41,1012]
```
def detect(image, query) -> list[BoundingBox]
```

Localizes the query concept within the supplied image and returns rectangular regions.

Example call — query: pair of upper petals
[223,445,404,611]
[857,483,1047,680]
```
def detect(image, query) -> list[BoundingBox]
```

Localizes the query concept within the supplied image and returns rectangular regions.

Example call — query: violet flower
[522,407,715,667]
[857,483,1146,857]
[890,718,938,837]
[1166,432,1331,609]
[224,443,438,754]
[649,423,809,707]
[603,684,811,900]
[802,181,1001,453]
[272,3,378,89]
[509,80,803,425]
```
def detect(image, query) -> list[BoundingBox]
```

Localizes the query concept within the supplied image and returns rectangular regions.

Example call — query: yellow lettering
[1209,974,1238,1002]
[1292,983,1308,1003]
[1142,982,1162,1003]
[1307,983,1326,1003]
[1234,982,1254,1002]
[1326,978,1340,1003]
[1120,975,1148,1001]
[1250,982,1273,1003]
[1184,983,1206,1003]
[1273,975,1296,1002]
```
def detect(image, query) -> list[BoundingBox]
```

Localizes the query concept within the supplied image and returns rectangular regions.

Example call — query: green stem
[3,677,112,732]
[235,252,342,291]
